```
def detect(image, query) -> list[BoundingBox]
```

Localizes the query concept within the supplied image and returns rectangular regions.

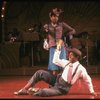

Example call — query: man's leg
[26,69,56,88]
[33,87,62,97]
[14,70,56,95]
[33,73,71,97]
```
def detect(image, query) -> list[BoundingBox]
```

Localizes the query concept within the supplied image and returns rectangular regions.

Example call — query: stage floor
[0,75,100,99]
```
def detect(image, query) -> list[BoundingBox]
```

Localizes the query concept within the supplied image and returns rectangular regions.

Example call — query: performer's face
[69,52,78,63]
[50,15,59,23]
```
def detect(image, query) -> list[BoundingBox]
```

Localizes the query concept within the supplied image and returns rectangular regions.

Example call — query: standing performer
[43,8,76,77]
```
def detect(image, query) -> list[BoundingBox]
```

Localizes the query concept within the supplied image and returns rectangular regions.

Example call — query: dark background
[0,0,100,69]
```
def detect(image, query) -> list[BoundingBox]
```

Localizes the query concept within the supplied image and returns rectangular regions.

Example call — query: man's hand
[56,39,63,51]
[91,92,97,96]
[57,44,61,51]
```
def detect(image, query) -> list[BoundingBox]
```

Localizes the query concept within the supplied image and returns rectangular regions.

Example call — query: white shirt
[53,50,94,93]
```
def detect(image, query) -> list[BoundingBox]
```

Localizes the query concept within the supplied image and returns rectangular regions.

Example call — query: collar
[72,61,80,67]
[51,22,59,27]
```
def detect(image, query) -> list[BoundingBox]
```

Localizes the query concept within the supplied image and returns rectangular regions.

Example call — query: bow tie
[69,64,73,67]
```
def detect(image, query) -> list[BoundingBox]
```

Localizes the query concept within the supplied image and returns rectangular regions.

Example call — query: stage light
[1,14,4,18]
[1,1,6,18]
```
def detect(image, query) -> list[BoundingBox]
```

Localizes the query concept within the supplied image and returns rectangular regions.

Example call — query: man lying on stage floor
[14,48,97,97]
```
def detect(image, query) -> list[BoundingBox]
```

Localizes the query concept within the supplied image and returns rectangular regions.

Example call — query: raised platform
[0,65,100,76]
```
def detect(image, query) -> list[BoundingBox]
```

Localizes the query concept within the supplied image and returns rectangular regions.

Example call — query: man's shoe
[28,87,39,94]
[14,88,29,95]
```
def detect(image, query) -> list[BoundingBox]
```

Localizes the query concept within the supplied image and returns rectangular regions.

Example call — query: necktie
[67,63,73,84]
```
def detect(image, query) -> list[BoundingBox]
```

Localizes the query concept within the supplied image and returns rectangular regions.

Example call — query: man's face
[50,15,59,23]
[68,52,77,63]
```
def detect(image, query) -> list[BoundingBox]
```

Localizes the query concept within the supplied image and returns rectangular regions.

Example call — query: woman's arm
[62,22,76,35]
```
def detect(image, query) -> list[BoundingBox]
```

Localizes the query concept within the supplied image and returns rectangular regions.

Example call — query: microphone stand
[86,35,89,66]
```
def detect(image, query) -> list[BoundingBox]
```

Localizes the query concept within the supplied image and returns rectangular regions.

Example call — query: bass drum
[70,38,82,49]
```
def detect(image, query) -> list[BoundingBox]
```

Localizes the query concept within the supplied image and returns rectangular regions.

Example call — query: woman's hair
[49,8,63,17]
[49,11,58,17]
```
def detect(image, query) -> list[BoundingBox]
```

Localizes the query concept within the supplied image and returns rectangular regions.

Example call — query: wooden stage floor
[0,74,100,99]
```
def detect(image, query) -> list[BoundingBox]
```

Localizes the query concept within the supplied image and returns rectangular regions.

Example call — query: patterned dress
[43,22,76,71]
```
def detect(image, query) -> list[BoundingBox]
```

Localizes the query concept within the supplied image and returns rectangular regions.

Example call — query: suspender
[64,62,80,84]
[64,62,70,68]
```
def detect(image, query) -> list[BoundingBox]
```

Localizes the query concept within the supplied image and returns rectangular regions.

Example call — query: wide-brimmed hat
[68,48,82,57]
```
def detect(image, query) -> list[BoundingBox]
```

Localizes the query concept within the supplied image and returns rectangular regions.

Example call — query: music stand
[22,31,39,66]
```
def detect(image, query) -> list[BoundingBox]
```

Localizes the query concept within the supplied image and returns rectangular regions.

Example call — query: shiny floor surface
[0,75,100,99]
